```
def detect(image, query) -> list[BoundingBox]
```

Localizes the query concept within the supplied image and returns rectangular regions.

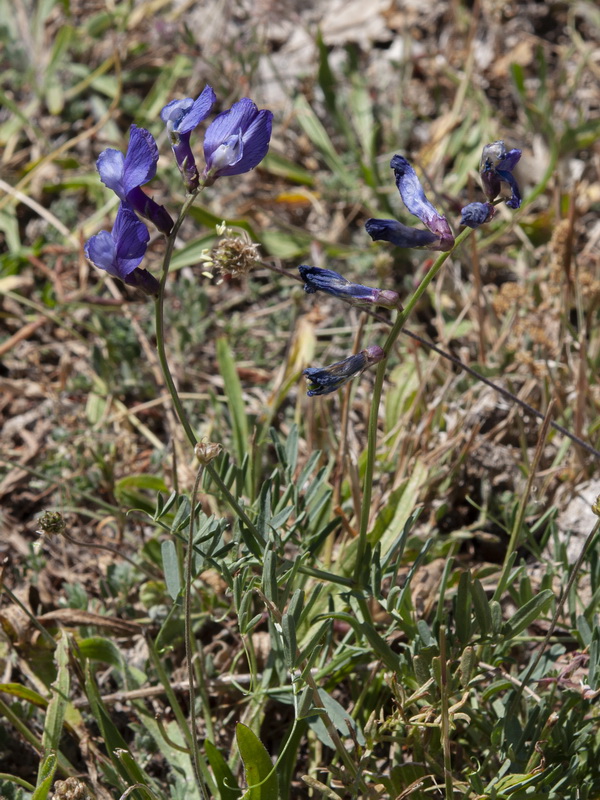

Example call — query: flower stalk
[353,224,475,586]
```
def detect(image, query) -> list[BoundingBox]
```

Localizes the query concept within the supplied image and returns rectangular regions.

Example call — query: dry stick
[263,261,600,462]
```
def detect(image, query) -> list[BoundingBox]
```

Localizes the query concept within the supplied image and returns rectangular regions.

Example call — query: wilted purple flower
[480,141,522,209]
[202,98,273,184]
[390,155,455,250]
[366,155,454,252]
[161,85,216,191]
[365,219,442,249]
[303,345,385,397]
[97,125,173,234]
[460,201,496,229]
[298,265,401,309]
[84,204,159,295]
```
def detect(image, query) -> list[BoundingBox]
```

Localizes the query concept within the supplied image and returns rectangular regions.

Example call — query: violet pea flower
[303,345,385,397]
[97,125,173,234]
[202,98,273,184]
[390,155,455,250]
[460,201,496,229]
[298,265,401,309]
[365,218,442,249]
[161,85,216,191]
[366,154,454,252]
[84,203,159,296]
[480,141,522,209]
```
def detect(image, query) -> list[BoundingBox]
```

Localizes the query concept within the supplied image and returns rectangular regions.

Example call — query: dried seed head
[51,777,91,800]
[37,511,67,537]
[195,440,223,464]
[208,223,261,279]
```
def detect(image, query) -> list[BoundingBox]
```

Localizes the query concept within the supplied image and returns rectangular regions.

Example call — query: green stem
[154,194,264,549]
[185,464,211,800]
[154,192,201,449]
[354,225,475,585]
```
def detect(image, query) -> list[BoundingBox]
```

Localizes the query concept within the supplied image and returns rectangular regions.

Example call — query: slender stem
[354,225,475,585]
[154,192,201,450]
[185,464,210,800]
[153,194,265,549]
[205,462,262,543]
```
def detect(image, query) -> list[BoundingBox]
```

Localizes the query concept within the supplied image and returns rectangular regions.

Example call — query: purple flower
[202,98,273,184]
[366,155,454,252]
[84,203,159,296]
[298,265,401,309]
[161,85,216,191]
[303,345,385,397]
[365,219,442,249]
[480,141,522,209]
[460,201,495,229]
[390,155,455,250]
[97,125,173,234]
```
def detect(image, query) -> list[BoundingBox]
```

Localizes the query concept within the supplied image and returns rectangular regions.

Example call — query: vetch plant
[298,145,523,590]
[82,87,274,800]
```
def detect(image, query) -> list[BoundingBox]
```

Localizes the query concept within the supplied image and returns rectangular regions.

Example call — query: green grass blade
[216,336,250,480]
[205,739,240,800]
[32,753,57,800]
[39,635,69,775]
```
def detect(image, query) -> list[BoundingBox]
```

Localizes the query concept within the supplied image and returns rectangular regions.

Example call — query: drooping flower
[202,98,273,184]
[84,203,159,296]
[298,265,401,309]
[96,125,173,234]
[366,154,454,252]
[364,219,442,249]
[460,201,496,229]
[479,141,522,209]
[161,85,216,191]
[303,345,385,397]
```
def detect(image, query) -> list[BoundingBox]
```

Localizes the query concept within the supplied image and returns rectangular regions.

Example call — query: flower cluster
[366,143,522,251]
[302,142,522,396]
[84,87,273,295]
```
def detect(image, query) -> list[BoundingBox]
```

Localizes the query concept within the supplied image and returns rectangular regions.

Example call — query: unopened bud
[37,511,67,537]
